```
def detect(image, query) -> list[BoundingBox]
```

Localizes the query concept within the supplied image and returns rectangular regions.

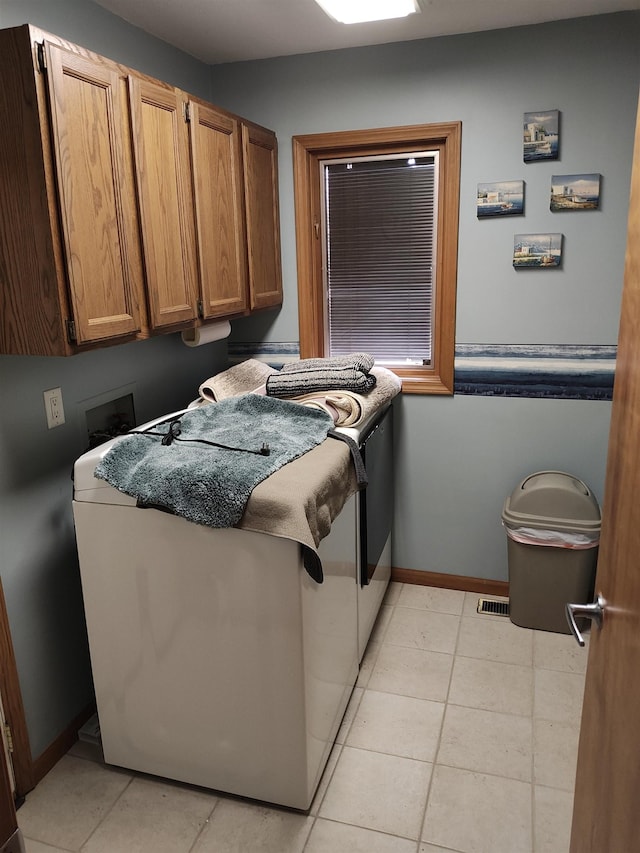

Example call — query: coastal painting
[523,110,559,162]
[477,180,524,217]
[513,233,563,268]
[550,173,601,211]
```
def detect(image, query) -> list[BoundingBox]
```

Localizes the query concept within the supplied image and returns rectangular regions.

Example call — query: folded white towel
[199,359,277,402]
[290,366,401,426]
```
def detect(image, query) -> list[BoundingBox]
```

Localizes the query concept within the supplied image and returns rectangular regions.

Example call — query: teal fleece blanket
[94,394,334,529]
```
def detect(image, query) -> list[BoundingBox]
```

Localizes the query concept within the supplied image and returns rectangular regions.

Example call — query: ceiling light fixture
[314,0,420,25]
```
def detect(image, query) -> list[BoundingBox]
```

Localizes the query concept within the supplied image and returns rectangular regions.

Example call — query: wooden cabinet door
[242,123,283,310]
[128,78,197,328]
[44,43,141,344]
[569,94,640,852]
[188,101,248,318]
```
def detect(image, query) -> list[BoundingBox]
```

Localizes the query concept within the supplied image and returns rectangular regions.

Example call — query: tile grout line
[22,838,75,853]
[302,814,427,849]
[77,772,136,853]
[185,796,222,853]
[309,740,344,819]
[300,807,319,850]
[418,598,465,850]
[302,579,396,851]
[301,577,378,851]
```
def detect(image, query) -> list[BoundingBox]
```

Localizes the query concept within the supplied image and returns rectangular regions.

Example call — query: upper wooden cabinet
[0,27,145,355]
[0,24,282,357]
[242,122,283,310]
[45,43,144,344]
[189,100,249,319]
[128,76,198,328]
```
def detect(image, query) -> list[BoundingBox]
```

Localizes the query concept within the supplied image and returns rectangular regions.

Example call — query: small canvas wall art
[550,173,601,211]
[523,110,559,162]
[513,233,563,268]
[477,181,524,217]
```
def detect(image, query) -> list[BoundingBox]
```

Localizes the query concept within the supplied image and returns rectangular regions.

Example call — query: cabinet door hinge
[313,221,320,240]
[4,724,13,754]
[36,41,47,73]
[184,101,191,123]
[66,319,77,342]
[197,300,204,319]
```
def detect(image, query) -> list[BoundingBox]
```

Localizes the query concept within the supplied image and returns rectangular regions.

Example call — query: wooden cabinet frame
[0,24,282,357]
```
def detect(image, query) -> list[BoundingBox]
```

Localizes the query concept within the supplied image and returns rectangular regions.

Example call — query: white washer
[73,417,360,810]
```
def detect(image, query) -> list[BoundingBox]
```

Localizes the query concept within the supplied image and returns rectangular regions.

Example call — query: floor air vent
[477,598,510,617]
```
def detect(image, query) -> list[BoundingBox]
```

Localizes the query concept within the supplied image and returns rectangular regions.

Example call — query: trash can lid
[502,470,601,534]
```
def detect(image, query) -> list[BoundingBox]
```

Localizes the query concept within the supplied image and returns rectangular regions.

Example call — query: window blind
[323,154,437,365]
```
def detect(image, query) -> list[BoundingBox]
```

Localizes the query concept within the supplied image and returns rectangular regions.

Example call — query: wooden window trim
[292,122,461,395]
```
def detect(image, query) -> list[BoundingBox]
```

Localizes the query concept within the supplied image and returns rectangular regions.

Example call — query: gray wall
[208,12,640,580]
[0,0,211,98]
[0,1,222,758]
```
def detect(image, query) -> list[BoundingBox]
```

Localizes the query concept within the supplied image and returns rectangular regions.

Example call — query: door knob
[565,594,605,647]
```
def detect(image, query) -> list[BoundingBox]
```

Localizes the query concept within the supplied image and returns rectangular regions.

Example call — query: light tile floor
[18,583,588,853]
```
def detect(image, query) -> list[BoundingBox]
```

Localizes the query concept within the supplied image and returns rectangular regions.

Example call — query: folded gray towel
[266,352,376,398]
[280,353,375,375]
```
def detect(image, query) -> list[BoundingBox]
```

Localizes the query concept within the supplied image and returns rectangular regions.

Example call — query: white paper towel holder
[181,320,231,347]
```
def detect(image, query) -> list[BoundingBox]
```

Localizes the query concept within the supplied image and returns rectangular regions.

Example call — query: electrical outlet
[43,387,65,429]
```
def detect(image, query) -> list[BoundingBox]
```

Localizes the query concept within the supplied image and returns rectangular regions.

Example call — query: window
[292,123,461,394]
[323,152,438,365]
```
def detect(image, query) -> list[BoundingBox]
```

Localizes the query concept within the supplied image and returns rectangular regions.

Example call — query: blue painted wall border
[454,344,615,400]
[229,342,616,400]
[229,341,300,369]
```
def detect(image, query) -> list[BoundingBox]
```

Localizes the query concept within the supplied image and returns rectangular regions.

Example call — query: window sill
[391,366,454,395]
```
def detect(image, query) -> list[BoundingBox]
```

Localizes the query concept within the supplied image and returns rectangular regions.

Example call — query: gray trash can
[502,471,601,633]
